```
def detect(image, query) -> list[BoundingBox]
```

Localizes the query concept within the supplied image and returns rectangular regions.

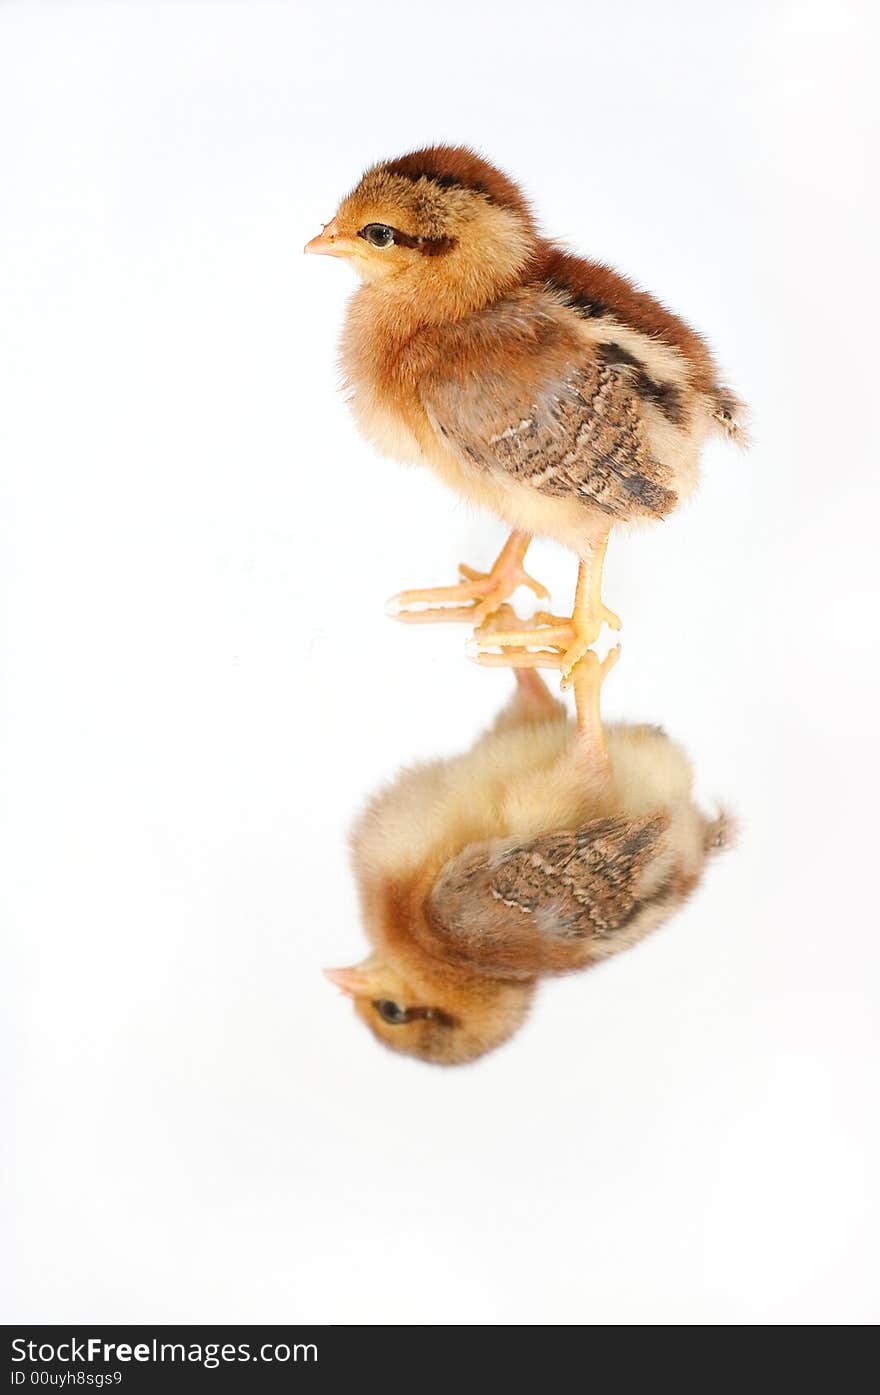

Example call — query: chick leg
[513,667,561,714]
[470,527,621,687]
[485,631,618,768]
[387,530,549,625]
[487,609,568,731]
[571,646,620,762]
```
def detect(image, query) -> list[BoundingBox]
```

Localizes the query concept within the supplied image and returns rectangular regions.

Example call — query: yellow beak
[304,218,359,258]
[323,961,379,998]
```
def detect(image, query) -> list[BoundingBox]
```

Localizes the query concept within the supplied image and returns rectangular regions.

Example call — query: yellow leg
[470,527,621,685]
[488,612,568,730]
[513,667,558,710]
[386,530,549,625]
[571,646,620,762]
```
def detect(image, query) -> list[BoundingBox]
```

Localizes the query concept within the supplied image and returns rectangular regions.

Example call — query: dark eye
[360,223,395,248]
[374,999,410,1025]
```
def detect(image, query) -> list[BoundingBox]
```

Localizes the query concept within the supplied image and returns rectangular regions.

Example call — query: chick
[306,145,746,681]
[326,654,733,1065]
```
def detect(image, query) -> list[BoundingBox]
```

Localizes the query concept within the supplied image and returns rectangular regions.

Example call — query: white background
[2,0,878,1324]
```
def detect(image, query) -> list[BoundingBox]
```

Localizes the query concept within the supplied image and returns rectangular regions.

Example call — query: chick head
[324,953,533,1067]
[305,145,537,309]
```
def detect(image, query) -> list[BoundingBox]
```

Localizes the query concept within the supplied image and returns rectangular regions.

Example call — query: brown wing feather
[425,814,670,978]
[422,304,677,520]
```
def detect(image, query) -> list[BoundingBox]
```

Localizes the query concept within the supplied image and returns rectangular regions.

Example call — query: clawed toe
[470,601,622,685]
[387,533,550,627]
[388,532,622,693]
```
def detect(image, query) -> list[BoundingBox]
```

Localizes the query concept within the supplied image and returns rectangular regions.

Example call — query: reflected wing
[427,814,670,978]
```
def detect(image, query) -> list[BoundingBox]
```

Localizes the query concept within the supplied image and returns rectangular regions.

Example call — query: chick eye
[374,999,410,1026]
[359,223,395,249]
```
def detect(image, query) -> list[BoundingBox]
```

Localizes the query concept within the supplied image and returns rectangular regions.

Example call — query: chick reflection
[326,650,733,1066]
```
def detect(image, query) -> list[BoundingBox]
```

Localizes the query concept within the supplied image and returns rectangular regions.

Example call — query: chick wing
[425,813,671,978]
[420,295,677,521]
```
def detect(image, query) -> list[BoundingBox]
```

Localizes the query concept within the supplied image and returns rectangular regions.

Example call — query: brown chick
[326,656,734,1065]
[306,145,746,682]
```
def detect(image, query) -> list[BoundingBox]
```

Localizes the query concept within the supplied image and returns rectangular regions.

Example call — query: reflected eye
[374,999,410,1025]
[359,223,395,248]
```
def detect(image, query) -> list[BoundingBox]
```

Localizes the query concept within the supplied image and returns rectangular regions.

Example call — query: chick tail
[703,806,738,855]
[712,389,750,447]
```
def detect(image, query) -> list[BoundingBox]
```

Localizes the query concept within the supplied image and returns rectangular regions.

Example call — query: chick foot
[386,530,548,625]
[469,603,621,685]
[468,536,620,687]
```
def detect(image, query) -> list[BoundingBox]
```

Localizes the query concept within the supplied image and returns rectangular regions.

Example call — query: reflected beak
[323,963,377,998]
[304,218,358,258]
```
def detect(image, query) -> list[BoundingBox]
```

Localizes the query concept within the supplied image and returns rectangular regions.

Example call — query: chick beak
[323,964,376,997]
[304,219,356,258]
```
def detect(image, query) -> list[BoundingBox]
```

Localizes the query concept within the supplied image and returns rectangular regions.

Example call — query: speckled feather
[424,335,678,520]
[426,813,671,977]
